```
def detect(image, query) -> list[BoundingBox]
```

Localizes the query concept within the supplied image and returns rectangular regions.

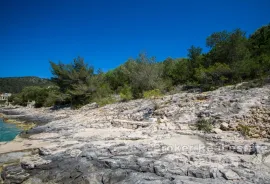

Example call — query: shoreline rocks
[1,84,270,183]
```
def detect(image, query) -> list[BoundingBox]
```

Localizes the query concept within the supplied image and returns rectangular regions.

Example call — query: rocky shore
[1,83,270,184]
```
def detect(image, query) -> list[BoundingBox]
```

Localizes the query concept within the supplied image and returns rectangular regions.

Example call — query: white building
[0,93,12,101]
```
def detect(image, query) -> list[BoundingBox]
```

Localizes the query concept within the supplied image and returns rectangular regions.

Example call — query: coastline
[0,85,270,183]
[0,114,35,131]
[0,109,51,155]
[0,106,74,155]
[0,108,54,181]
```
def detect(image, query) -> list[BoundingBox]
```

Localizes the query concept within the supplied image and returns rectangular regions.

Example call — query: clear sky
[1,0,269,78]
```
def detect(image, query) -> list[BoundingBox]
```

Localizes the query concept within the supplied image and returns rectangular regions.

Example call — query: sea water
[0,118,21,142]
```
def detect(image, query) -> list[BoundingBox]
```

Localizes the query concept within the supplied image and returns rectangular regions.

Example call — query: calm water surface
[0,118,21,142]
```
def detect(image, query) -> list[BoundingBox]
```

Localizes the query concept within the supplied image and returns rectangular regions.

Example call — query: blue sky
[1,0,269,78]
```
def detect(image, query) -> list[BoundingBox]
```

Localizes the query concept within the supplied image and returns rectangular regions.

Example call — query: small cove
[0,118,21,142]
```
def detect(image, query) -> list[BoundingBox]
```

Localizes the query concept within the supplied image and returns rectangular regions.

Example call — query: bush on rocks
[120,85,133,102]
[196,118,213,133]
[237,124,251,137]
[143,89,162,99]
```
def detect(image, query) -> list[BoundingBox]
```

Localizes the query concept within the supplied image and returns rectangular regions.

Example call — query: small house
[0,93,12,101]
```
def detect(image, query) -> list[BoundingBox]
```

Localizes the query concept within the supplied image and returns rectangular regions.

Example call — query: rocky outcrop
[1,83,270,183]
[79,102,99,111]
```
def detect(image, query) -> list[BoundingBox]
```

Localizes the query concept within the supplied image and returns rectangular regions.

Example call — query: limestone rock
[250,134,260,138]
[21,155,51,169]
[1,83,270,184]
[220,169,240,180]
[38,147,52,156]
[80,102,99,111]
[212,128,223,134]
[1,165,30,183]
[188,166,211,179]
[220,123,229,130]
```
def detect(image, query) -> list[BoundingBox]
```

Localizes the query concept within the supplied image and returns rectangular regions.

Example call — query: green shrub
[12,93,25,106]
[143,89,162,99]
[10,86,63,108]
[237,124,251,137]
[43,92,60,107]
[120,85,133,101]
[11,86,49,107]
[93,96,116,107]
[196,119,213,133]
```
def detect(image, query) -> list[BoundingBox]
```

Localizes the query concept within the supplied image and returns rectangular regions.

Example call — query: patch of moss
[0,113,5,119]
[237,124,251,137]
[143,89,162,99]
[93,96,117,107]
[4,119,35,131]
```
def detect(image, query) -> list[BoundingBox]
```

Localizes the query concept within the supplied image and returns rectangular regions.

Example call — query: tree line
[0,77,52,93]
[10,24,270,108]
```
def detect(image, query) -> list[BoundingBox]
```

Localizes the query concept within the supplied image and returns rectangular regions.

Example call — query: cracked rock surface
[1,83,270,184]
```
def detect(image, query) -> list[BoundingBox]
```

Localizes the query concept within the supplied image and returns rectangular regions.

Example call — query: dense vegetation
[10,25,270,108]
[0,77,52,93]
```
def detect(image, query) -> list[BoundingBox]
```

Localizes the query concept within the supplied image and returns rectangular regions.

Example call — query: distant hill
[0,77,52,93]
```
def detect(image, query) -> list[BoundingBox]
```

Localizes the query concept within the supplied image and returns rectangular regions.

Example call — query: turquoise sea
[0,118,21,142]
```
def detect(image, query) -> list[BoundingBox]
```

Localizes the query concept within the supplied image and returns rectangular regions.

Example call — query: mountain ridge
[0,76,52,93]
